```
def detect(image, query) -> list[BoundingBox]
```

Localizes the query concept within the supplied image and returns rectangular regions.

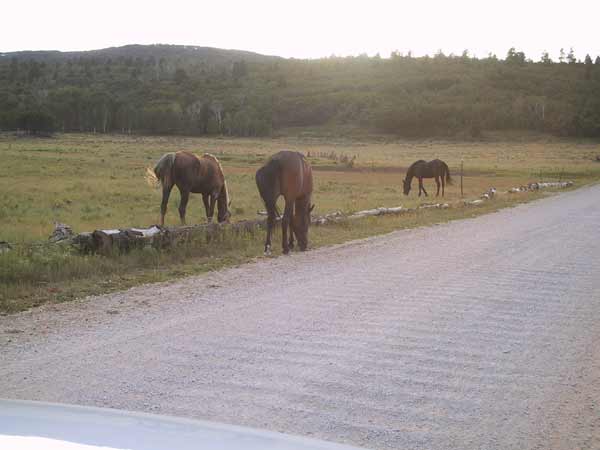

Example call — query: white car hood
[0,399,369,450]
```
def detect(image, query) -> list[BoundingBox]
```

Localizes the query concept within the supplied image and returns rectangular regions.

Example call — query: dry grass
[1,133,598,242]
[1,132,599,312]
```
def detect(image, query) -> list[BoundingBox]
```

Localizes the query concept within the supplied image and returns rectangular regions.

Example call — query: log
[417,203,450,210]
[508,181,572,193]
[65,180,573,254]
[48,222,74,243]
[0,241,12,254]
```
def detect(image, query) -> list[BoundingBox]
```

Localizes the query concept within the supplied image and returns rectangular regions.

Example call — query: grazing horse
[403,159,452,197]
[147,151,231,226]
[256,151,314,255]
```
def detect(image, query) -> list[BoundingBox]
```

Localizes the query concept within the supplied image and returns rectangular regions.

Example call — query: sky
[2,1,599,61]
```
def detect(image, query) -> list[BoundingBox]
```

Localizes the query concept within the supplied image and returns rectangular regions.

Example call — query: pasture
[1,132,599,312]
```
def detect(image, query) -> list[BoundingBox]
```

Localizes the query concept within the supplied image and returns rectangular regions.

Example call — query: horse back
[173,151,221,193]
[256,151,312,207]
[275,151,312,201]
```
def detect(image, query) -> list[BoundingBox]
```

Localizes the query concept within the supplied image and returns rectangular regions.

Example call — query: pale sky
[2,1,599,61]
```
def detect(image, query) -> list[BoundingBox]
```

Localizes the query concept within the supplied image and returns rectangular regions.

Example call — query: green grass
[1,132,599,313]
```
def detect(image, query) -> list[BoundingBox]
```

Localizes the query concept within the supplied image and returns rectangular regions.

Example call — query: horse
[256,151,314,255]
[146,151,231,226]
[403,159,452,197]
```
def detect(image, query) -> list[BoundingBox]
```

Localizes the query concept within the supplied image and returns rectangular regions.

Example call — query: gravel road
[2,185,600,450]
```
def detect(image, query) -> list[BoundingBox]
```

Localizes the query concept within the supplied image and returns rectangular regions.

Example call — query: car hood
[0,399,369,450]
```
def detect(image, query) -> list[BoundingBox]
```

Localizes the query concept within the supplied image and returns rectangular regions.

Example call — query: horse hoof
[283,248,290,255]
[264,246,272,256]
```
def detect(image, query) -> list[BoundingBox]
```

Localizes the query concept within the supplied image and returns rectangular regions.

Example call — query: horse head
[403,178,411,195]
[217,201,231,223]
[217,185,232,223]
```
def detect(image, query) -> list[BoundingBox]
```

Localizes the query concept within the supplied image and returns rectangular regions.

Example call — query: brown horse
[256,151,314,255]
[147,151,231,226]
[403,159,452,197]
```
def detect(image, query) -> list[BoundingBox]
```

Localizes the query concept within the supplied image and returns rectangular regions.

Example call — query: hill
[1,44,599,138]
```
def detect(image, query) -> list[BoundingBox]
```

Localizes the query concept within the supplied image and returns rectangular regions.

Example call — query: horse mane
[202,153,230,205]
[405,159,426,179]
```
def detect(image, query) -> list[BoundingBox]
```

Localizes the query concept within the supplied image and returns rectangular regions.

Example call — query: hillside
[1,44,599,138]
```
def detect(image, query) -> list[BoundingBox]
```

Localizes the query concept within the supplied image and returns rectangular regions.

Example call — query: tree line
[1,44,599,138]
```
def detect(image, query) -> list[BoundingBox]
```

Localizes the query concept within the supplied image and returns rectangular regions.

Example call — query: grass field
[1,132,599,312]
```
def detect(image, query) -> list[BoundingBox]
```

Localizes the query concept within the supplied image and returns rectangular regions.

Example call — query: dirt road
[2,186,600,450]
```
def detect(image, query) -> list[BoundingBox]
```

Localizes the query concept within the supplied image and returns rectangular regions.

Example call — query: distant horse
[403,159,452,197]
[256,151,314,255]
[147,151,231,226]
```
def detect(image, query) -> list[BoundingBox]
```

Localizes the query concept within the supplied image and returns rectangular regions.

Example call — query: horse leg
[202,194,211,223]
[282,200,293,255]
[288,203,296,250]
[419,178,428,197]
[265,208,275,255]
[435,176,440,197]
[441,175,445,197]
[178,189,190,225]
[160,184,173,226]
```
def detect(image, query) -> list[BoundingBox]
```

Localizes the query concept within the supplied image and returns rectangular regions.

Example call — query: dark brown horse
[403,159,452,197]
[256,151,314,255]
[147,151,231,226]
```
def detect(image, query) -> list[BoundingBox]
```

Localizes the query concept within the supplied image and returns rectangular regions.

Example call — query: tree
[199,102,212,134]
[506,48,526,64]
[584,54,594,80]
[232,60,248,80]
[8,57,19,82]
[16,110,55,135]
[174,67,188,84]
[26,61,44,83]
[540,51,552,64]
[567,48,576,64]
[559,48,566,63]
[595,56,600,65]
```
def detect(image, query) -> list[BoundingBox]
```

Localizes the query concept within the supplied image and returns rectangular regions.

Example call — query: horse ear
[309,204,315,213]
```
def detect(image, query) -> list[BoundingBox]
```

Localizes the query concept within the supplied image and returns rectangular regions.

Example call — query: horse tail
[145,167,159,187]
[444,162,452,185]
[147,153,175,189]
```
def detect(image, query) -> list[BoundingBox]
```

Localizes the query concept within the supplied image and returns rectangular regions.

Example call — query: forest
[1,44,599,138]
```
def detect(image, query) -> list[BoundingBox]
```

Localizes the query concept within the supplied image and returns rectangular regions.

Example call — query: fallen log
[0,241,12,254]
[508,181,573,193]
[64,180,573,254]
